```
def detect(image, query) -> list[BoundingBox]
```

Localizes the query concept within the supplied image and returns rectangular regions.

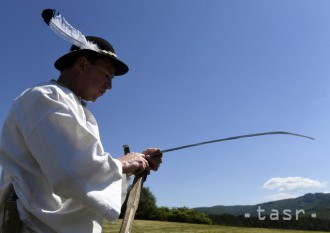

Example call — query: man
[0,36,162,232]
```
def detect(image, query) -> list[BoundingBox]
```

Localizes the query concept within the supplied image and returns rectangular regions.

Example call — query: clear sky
[1,0,330,208]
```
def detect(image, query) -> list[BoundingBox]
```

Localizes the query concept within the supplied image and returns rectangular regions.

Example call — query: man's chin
[83,96,98,103]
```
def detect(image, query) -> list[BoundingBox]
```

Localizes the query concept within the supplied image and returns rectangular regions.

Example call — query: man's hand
[142,148,163,171]
[118,148,163,176]
[119,152,149,176]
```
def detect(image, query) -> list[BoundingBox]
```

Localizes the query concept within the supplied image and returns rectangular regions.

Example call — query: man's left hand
[142,148,163,172]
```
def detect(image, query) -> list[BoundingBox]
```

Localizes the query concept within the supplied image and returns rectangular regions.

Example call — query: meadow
[103,220,330,233]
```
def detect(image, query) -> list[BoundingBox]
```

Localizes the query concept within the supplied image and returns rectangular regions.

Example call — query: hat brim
[54,49,129,76]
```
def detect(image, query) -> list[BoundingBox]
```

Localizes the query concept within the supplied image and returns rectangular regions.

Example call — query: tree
[120,186,157,219]
[120,186,213,225]
[135,187,157,219]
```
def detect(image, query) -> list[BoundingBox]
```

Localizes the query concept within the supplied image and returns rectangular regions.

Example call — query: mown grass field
[103,220,329,233]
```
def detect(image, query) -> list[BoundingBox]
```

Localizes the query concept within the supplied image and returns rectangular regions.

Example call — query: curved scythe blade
[161,131,314,154]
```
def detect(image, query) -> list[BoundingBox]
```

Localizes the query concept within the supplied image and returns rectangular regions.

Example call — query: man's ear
[75,57,88,72]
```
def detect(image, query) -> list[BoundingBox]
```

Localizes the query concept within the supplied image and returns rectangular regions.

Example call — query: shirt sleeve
[22,91,126,221]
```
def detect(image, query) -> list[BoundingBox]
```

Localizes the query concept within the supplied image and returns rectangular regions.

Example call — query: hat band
[71,48,118,59]
[100,49,118,59]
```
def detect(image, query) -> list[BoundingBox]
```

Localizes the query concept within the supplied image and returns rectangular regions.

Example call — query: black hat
[54,36,129,76]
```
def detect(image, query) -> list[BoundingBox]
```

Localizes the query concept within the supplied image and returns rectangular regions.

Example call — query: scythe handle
[119,145,147,233]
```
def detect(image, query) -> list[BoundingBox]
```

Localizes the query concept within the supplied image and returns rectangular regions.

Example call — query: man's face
[79,57,115,102]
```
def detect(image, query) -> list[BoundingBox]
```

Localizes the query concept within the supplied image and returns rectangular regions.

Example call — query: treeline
[145,206,212,224]
[209,214,330,231]
[120,186,212,224]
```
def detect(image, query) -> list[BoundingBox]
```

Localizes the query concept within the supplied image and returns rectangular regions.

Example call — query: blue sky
[1,0,330,208]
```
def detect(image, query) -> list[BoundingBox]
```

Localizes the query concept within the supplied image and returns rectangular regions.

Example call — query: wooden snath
[119,145,147,233]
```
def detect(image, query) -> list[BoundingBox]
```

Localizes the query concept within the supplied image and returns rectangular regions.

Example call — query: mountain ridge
[194,193,330,220]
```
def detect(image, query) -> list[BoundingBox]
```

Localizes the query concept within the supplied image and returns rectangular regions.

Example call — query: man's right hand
[118,152,150,177]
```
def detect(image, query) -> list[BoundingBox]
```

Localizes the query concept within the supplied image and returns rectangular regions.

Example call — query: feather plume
[41,9,99,51]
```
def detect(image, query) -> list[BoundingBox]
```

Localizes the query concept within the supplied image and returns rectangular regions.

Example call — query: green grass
[103,220,329,233]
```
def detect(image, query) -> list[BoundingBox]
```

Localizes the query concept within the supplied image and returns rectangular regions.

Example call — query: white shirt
[0,81,129,233]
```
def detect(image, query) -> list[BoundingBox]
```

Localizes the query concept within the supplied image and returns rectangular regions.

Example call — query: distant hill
[194,193,330,220]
